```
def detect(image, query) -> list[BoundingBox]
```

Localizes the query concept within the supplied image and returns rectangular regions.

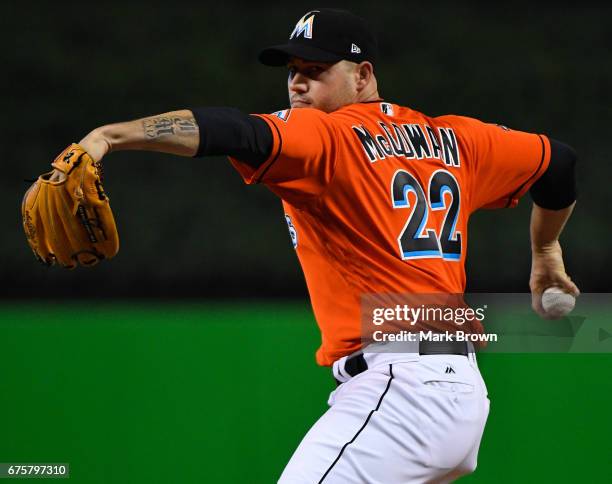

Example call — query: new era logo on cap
[351,43,361,53]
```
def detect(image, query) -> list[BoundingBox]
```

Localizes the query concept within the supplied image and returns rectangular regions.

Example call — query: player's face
[287,58,359,113]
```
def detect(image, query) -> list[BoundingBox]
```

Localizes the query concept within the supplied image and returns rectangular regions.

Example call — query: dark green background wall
[3,2,610,296]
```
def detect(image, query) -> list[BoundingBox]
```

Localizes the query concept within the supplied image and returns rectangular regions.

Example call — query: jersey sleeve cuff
[229,115,282,184]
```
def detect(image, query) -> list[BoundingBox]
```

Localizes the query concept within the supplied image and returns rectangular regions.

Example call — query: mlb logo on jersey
[272,109,291,122]
[290,11,318,39]
[380,102,394,117]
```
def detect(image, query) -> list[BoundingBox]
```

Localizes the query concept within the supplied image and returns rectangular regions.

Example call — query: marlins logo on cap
[259,8,378,67]
[290,11,319,40]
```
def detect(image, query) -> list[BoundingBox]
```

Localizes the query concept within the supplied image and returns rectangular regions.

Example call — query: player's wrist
[531,239,562,257]
[78,127,112,162]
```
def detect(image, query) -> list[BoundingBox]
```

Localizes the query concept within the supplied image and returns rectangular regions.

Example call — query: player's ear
[356,61,374,90]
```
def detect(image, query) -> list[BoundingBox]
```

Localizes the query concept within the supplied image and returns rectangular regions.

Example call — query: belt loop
[332,356,350,384]
[466,341,478,368]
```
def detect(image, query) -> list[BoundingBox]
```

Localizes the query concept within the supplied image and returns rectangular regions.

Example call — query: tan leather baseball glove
[22,144,119,268]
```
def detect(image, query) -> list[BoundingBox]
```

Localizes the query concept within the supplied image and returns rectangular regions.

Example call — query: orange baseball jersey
[230,102,550,366]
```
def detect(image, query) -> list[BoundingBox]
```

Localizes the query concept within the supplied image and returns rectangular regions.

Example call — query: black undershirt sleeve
[191,107,273,168]
[529,138,577,210]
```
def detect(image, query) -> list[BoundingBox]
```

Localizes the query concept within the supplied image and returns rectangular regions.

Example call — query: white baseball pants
[279,348,490,483]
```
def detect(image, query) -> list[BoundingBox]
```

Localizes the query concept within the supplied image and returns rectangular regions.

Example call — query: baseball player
[33,8,579,483]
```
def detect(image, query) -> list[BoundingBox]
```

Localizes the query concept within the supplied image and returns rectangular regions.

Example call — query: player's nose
[288,72,308,93]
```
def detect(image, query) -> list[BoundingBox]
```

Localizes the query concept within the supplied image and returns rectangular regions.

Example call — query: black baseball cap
[259,8,378,67]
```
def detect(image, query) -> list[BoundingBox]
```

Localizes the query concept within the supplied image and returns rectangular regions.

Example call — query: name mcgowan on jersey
[352,122,461,167]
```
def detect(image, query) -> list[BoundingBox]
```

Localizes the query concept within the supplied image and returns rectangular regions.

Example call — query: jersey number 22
[391,169,462,261]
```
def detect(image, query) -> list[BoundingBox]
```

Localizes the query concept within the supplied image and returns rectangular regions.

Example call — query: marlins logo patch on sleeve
[272,109,292,122]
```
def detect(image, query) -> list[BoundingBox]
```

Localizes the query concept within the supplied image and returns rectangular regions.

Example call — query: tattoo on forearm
[143,116,197,139]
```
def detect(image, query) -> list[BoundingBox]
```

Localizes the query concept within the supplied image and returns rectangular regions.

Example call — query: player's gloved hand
[22,143,119,268]
[48,130,111,182]
[529,240,580,318]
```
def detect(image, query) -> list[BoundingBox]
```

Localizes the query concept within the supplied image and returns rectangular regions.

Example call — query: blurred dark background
[3,1,610,298]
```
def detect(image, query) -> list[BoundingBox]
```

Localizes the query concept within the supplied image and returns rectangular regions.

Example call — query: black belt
[337,340,469,385]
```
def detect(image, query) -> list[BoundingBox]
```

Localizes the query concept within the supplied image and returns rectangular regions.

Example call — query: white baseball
[541,287,576,318]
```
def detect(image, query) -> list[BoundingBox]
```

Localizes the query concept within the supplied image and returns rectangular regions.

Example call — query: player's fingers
[558,279,580,297]
[545,272,580,298]
[530,279,557,319]
[566,276,580,297]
